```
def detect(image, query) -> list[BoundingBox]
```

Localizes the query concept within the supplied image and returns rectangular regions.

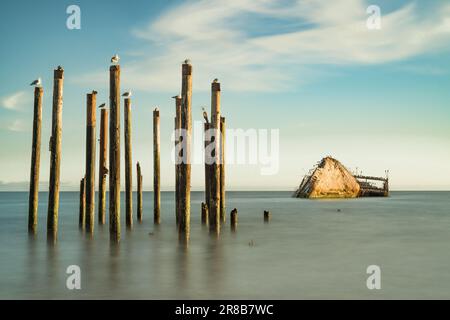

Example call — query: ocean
[0,191,449,299]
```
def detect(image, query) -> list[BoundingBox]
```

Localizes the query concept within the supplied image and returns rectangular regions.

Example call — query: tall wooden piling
[204,122,211,212]
[137,162,143,223]
[47,66,64,243]
[179,61,192,242]
[109,65,121,242]
[174,96,181,225]
[98,108,108,225]
[220,116,226,223]
[79,177,86,230]
[153,108,161,224]
[124,97,133,228]
[230,208,238,231]
[28,86,43,234]
[209,79,221,235]
[85,91,97,234]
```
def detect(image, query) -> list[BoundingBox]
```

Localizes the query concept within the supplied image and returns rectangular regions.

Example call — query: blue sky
[1,0,450,190]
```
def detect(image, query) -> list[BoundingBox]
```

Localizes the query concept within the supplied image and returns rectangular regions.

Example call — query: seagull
[122,91,132,98]
[213,78,218,83]
[171,95,180,99]
[202,107,209,124]
[184,59,191,64]
[92,90,98,95]
[30,78,41,86]
[111,54,120,64]
[154,106,159,112]
[98,103,106,109]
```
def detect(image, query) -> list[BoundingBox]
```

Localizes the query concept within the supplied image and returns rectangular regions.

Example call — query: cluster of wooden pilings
[26,59,235,244]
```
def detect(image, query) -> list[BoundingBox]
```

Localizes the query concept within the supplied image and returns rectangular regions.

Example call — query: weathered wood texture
[201,202,209,226]
[137,162,143,223]
[79,177,86,230]
[153,108,161,224]
[109,65,121,242]
[174,96,182,225]
[124,97,133,228]
[209,80,221,235]
[85,91,97,234]
[204,122,211,213]
[28,86,43,234]
[98,108,108,225]
[219,116,226,223]
[47,66,64,243]
[178,62,192,242]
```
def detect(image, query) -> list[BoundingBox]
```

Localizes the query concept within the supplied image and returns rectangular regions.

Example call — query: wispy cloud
[5,119,27,132]
[77,0,450,92]
[1,90,30,111]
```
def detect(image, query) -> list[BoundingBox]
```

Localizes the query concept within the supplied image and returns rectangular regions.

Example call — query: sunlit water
[0,191,449,299]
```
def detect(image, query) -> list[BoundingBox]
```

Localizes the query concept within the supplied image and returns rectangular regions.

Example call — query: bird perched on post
[30,78,41,86]
[171,95,180,100]
[98,103,106,109]
[111,54,120,64]
[184,59,191,64]
[92,90,98,95]
[213,78,218,83]
[122,91,132,98]
[202,107,209,124]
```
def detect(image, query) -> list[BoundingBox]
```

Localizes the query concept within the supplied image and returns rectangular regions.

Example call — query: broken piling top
[295,156,360,199]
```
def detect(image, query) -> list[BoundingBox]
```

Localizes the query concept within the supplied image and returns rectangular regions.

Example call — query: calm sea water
[0,191,449,299]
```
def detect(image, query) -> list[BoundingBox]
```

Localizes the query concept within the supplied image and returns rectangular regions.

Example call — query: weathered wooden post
[230,208,238,231]
[179,60,192,242]
[174,95,181,225]
[137,162,143,223]
[153,108,161,224]
[264,210,271,223]
[109,65,121,242]
[209,79,221,235]
[204,121,211,212]
[220,116,226,223]
[28,86,43,234]
[79,177,86,230]
[201,202,209,226]
[124,97,133,228]
[85,91,97,234]
[47,66,64,243]
[98,108,108,224]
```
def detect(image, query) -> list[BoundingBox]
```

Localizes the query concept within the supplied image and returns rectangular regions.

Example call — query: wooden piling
[153,108,161,225]
[85,91,97,234]
[109,65,121,242]
[79,177,86,230]
[201,202,209,226]
[98,108,108,225]
[28,86,43,234]
[209,80,221,235]
[174,96,181,225]
[264,210,271,223]
[179,61,192,242]
[204,122,211,212]
[137,162,143,223]
[124,97,133,228]
[47,66,64,243]
[220,116,226,223]
[230,208,238,231]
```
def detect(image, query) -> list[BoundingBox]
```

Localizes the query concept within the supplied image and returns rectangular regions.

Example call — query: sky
[0,0,450,191]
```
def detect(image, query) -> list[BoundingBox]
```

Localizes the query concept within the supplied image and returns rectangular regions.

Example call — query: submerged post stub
[264,210,271,223]
[201,202,209,226]
[230,208,238,231]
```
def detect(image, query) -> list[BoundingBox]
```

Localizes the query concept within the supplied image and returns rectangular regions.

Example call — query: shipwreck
[293,157,389,199]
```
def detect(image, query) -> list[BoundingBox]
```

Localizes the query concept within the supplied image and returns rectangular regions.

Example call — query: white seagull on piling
[30,78,41,86]
[111,54,120,64]
[202,107,209,124]
[122,91,132,98]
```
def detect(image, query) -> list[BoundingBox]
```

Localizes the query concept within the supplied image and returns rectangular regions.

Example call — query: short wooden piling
[124,97,133,228]
[79,177,86,230]
[179,61,192,242]
[28,86,43,234]
[230,208,238,231]
[47,66,64,243]
[98,108,108,225]
[153,108,161,225]
[220,116,226,223]
[209,79,221,235]
[264,210,271,223]
[201,202,209,226]
[85,91,97,234]
[174,96,181,225]
[137,162,143,223]
[109,65,121,242]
